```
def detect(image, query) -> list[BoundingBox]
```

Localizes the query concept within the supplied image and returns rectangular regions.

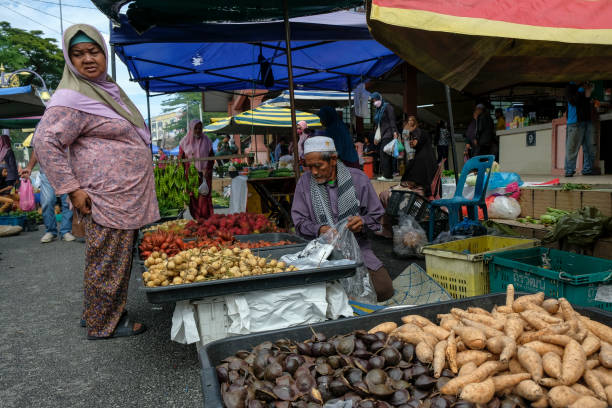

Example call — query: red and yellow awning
[367,0,612,93]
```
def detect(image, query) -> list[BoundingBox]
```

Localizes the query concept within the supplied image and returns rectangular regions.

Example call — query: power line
[3,5,62,34]
[29,0,97,9]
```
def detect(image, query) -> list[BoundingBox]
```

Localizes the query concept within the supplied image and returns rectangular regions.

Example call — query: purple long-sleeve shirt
[292,166,384,270]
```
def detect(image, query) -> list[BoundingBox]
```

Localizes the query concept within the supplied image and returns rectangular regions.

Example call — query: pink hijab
[46,24,151,145]
[0,134,11,161]
[180,119,212,172]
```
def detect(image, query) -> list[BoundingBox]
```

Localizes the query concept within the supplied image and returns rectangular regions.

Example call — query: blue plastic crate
[0,215,26,227]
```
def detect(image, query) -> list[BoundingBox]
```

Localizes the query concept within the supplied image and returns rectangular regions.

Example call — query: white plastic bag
[383,139,396,156]
[198,179,209,195]
[393,214,428,257]
[170,300,200,344]
[488,196,521,220]
[374,126,381,143]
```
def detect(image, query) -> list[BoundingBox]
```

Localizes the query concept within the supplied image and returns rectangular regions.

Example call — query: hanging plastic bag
[488,196,521,219]
[392,214,428,257]
[280,218,377,304]
[198,178,209,196]
[374,127,381,143]
[392,139,404,158]
[383,139,396,156]
[19,178,35,211]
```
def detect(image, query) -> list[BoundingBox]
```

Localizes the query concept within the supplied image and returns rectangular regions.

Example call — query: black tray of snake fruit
[140,246,359,304]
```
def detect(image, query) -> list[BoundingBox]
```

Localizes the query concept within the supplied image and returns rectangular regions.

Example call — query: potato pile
[142,246,298,287]
[368,285,612,408]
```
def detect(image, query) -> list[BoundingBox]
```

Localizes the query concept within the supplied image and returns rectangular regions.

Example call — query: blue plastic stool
[428,155,495,241]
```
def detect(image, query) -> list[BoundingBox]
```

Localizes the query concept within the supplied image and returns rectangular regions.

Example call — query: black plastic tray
[198,293,612,408]
[141,246,358,304]
[234,233,308,257]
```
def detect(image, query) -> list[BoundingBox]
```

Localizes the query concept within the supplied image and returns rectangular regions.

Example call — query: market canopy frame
[0,86,46,119]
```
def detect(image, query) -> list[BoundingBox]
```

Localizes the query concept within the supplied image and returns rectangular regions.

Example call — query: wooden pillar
[402,63,418,120]
[355,116,364,136]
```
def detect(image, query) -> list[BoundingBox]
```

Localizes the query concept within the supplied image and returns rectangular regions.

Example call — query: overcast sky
[3,0,166,118]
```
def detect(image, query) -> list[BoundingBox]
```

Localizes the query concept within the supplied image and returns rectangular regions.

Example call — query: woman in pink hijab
[179,119,214,220]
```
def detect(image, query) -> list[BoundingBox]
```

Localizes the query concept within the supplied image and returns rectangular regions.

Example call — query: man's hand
[347,216,364,233]
[20,168,32,179]
[318,225,332,236]
[69,189,92,215]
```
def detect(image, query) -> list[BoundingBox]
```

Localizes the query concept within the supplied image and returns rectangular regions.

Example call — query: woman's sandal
[86,313,145,340]
[81,309,128,328]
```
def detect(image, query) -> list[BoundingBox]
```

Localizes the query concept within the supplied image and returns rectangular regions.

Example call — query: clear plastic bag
[280,218,377,304]
[488,196,521,219]
[198,179,209,195]
[393,215,428,257]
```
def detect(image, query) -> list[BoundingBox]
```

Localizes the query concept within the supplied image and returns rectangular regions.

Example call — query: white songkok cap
[303,136,336,155]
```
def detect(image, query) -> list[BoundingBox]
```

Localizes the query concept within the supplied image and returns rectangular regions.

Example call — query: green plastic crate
[487,247,612,311]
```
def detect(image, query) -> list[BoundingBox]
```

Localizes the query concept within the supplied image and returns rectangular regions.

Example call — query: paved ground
[0,225,417,408]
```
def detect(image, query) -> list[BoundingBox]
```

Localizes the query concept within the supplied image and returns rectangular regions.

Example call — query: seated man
[291,136,394,302]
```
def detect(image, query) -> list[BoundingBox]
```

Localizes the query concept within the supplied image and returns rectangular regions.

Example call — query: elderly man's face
[304,152,337,184]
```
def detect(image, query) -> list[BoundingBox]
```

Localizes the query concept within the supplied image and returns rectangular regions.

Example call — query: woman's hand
[69,188,92,215]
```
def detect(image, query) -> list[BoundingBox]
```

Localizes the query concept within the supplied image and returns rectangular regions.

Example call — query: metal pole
[109,20,116,80]
[347,76,353,135]
[444,84,459,183]
[282,0,300,179]
[59,0,64,33]
[146,81,152,154]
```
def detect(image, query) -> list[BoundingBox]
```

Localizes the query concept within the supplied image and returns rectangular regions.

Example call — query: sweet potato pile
[371,285,612,407]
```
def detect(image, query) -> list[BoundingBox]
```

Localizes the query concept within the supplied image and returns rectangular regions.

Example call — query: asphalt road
[0,226,418,408]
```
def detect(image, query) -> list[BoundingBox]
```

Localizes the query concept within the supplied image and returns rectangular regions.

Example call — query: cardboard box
[582,191,612,217]
[554,190,582,212]
[519,189,534,218]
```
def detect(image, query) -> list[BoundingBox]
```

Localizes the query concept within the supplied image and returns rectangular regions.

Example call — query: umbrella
[22,133,34,147]
[204,105,321,134]
[262,89,351,109]
[0,85,46,119]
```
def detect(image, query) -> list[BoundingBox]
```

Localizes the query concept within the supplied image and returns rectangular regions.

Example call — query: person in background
[274,138,287,162]
[474,103,496,156]
[363,134,379,174]
[179,119,214,220]
[296,120,310,161]
[292,136,394,301]
[495,108,506,131]
[33,24,158,339]
[370,92,399,181]
[0,165,18,213]
[565,81,596,177]
[317,106,360,168]
[21,150,75,243]
[354,137,365,166]
[400,116,437,198]
[0,131,18,190]
[434,120,450,170]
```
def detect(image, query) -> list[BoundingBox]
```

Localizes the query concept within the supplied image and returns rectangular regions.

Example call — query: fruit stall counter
[246,176,297,229]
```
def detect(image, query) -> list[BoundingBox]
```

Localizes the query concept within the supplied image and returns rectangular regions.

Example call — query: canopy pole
[282,0,300,179]
[109,20,116,81]
[444,84,459,183]
[146,81,152,155]
[347,76,353,135]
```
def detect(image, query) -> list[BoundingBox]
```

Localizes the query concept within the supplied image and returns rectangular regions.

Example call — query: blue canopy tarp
[165,146,180,156]
[0,85,46,119]
[111,11,401,93]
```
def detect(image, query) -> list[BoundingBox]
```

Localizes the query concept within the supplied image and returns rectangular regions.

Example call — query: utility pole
[59,0,64,33]
[109,20,116,80]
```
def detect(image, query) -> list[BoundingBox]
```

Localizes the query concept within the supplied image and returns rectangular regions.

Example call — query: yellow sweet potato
[542,351,562,379]
[568,396,607,408]
[423,324,450,341]
[582,334,601,357]
[559,298,579,321]
[539,377,564,387]
[486,336,516,362]
[517,346,543,381]
[593,367,612,386]
[542,298,560,314]
[451,308,505,330]
[524,341,565,357]
[561,339,586,385]
[461,318,505,338]
[523,302,553,315]
[517,323,570,345]
[504,316,525,340]
[401,314,433,327]
[548,386,580,408]
[467,307,491,316]
[539,334,574,347]
[506,283,515,308]
[514,379,544,401]
[446,330,458,374]
[439,316,461,331]
[415,341,434,363]
[368,321,397,334]
[531,396,549,408]
[456,350,493,368]
[460,378,495,404]
[520,310,550,330]
[571,383,596,397]
[584,369,607,401]
[456,340,467,352]
[509,357,525,374]
[513,292,545,312]
[587,358,600,370]
[604,384,612,406]
[440,361,506,395]
[496,305,513,314]
[599,341,612,368]
[453,325,486,350]
[433,340,447,378]
[491,373,530,392]
[458,361,478,377]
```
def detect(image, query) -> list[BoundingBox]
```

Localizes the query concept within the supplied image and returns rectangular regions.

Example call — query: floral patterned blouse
[33,106,159,230]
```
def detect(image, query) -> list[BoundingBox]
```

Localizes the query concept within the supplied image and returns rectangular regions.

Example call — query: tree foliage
[0,21,64,89]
